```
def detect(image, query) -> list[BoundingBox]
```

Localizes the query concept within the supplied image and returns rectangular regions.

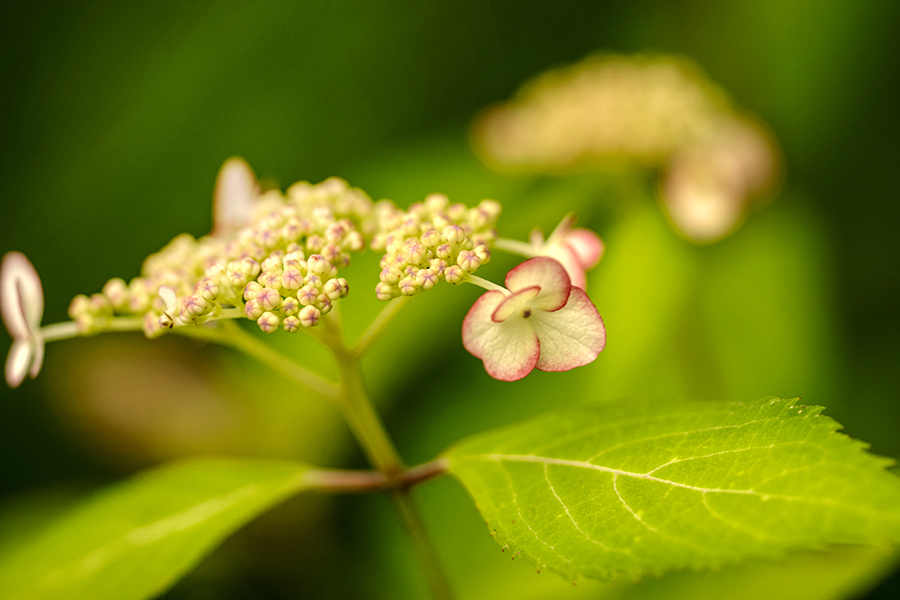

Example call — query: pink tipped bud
[299,305,321,327]
[444,265,466,284]
[256,288,281,311]
[457,250,482,273]
[441,225,466,245]
[375,282,396,301]
[257,311,280,333]
[283,315,301,333]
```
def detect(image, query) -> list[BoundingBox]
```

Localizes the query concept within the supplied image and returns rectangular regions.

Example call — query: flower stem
[302,458,448,493]
[352,296,410,358]
[183,321,342,400]
[465,275,509,295]
[323,308,455,599]
[332,348,405,477]
[492,237,539,257]
[392,490,456,600]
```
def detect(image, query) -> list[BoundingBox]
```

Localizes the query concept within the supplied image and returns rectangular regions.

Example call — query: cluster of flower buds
[472,54,781,243]
[68,172,370,337]
[63,160,508,337]
[369,194,501,301]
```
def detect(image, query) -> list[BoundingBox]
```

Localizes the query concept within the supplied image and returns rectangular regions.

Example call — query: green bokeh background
[1,1,898,599]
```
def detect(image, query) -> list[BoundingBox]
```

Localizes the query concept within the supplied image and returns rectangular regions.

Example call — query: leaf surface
[0,458,311,600]
[445,398,900,581]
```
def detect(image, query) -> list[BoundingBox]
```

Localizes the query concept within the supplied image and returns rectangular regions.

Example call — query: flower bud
[90,293,113,315]
[258,270,282,290]
[261,255,283,272]
[457,250,482,273]
[257,311,280,333]
[399,276,419,296]
[181,294,208,318]
[282,269,303,290]
[344,230,365,252]
[424,193,449,213]
[299,305,321,327]
[68,294,91,320]
[283,315,301,333]
[102,278,130,310]
[281,297,300,315]
[416,268,438,290]
[447,203,467,220]
[323,279,344,300]
[444,265,466,284]
[436,244,453,259]
[197,277,220,301]
[317,294,333,315]
[479,199,502,218]
[243,281,263,301]
[420,229,441,248]
[375,282,397,301]
[307,254,330,275]
[240,258,261,278]
[429,258,448,275]
[380,266,402,284]
[256,288,281,311]
[298,284,319,306]
[441,225,466,245]
[243,298,263,319]
[142,313,165,339]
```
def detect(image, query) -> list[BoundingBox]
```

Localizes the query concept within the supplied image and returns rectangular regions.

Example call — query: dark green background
[1,1,898,598]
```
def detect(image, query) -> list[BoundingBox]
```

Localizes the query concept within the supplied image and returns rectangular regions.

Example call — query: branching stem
[352,296,410,358]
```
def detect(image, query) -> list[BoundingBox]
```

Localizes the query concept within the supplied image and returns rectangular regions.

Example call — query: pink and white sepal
[462,256,606,382]
[531,214,605,290]
[1,252,45,388]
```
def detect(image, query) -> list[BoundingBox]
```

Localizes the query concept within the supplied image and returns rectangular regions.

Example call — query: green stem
[493,237,540,257]
[392,490,456,600]
[333,349,405,477]
[323,311,455,599]
[352,296,410,358]
[180,321,341,400]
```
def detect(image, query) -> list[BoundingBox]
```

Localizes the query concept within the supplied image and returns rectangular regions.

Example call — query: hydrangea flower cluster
[68,174,368,338]
[2,158,607,387]
[370,194,500,301]
[471,53,780,243]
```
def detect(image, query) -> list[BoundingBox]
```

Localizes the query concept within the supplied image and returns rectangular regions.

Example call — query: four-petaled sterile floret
[463,257,606,381]
[1,253,45,388]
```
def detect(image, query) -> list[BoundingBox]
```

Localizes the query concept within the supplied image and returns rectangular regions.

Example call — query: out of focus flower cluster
[370,194,500,301]
[472,54,780,242]
[66,164,505,337]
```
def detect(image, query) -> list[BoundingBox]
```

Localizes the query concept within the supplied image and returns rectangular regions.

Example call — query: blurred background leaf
[1,0,898,599]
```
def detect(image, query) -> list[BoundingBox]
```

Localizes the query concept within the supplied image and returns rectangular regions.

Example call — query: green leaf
[0,458,311,600]
[445,397,900,582]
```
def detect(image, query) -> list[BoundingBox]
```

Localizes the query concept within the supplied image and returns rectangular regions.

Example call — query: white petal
[28,335,45,378]
[158,286,178,314]
[491,286,539,323]
[504,257,571,311]
[5,339,33,388]
[1,252,44,338]
[530,288,606,372]
[463,291,540,381]
[213,157,258,236]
